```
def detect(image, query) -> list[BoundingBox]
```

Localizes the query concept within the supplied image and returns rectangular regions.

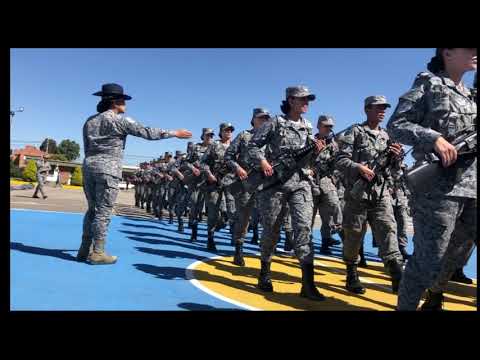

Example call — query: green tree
[70,166,83,186]
[22,160,37,182]
[57,139,80,161]
[10,159,23,178]
[48,153,68,161]
[40,138,58,154]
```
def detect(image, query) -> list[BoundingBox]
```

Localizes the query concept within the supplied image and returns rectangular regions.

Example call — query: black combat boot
[251,225,259,245]
[229,222,235,235]
[284,231,294,252]
[450,267,473,284]
[358,243,368,268]
[178,217,184,233]
[320,241,332,255]
[233,243,245,266]
[326,237,341,246]
[300,263,326,301]
[399,246,411,261]
[158,209,163,220]
[346,264,366,294]
[190,223,198,242]
[257,261,273,292]
[420,290,444,311]
[207,229,217,251]
[386,260,403,294]
[169,212,174,224]
[140,202,144,209]
[146,203,151,213]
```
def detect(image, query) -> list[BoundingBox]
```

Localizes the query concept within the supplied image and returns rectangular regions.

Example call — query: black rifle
[226,139,318,195]
[350,140,401,206]
[406,128,477,193]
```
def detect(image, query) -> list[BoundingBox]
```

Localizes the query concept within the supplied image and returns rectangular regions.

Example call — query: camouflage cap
[174,150,185,158]
[201,127,215,140]
[286,85,316,100]
[364,95,391,108]
[317,115,335,126]
[252,108,271,118]
[219,122,235,133]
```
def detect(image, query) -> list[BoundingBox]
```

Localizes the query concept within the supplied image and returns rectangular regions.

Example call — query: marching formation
[77,48,477,311]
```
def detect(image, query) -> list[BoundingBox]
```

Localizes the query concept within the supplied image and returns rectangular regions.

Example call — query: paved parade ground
[10,185,477,311]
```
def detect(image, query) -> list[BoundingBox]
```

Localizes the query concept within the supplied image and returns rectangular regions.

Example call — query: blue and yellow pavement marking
[10,209,476,311]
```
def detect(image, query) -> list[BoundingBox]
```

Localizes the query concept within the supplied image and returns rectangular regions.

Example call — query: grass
[10,178,82,190]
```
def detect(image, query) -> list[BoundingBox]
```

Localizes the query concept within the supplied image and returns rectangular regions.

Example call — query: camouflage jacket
[387,71,477,199]
[248,114,316,191]
[36,160,51,175]
[335,121,398,199]
[185,142,210,171]
[201,140,232,178]
[82,110,176,179]
[312,134,339,192]
[224,129,255,172]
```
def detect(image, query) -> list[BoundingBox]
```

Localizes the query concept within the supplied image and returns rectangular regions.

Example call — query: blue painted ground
[10,209,476,310]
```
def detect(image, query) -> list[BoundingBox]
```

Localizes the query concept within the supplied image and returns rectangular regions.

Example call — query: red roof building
[11,145,46,168]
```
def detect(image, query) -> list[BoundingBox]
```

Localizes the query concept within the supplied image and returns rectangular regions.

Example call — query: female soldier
[248,85,326,301]
[387,48,477,310]
[77,83,191,265]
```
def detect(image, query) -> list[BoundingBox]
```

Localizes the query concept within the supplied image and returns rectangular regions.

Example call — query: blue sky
[10,48,476,166]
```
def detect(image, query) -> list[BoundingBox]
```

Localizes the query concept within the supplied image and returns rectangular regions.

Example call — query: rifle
[405,128,477,193]
[350,140,401,206]
[226,139,318,195]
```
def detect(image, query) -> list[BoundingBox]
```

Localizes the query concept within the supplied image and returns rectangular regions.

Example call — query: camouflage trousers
[145,183,154,211]
[82,171,120,245]
[134,183,141,206]
[342,191,402,265]
[189,185,206,225]
[205,184,236,230]
[393,203,409,248]
[397,194,477,310]
[173,183,189,218]
[311,187,342,241]
[257,183,314,265]
[33,174,47,198]
[233,190,256,245]
[157,182,168,215]
[167,182,178,216]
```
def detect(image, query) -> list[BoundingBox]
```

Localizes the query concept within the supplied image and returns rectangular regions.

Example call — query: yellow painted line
[190,254,477,311]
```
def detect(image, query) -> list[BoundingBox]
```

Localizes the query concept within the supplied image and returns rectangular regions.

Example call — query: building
[11,145,46,168]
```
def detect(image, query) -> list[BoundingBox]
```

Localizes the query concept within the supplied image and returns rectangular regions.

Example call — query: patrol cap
[317,115,335,127]
[164,151,173,157]
[174,150,185,158]
[201,127,215,140]
[251,108,271,126]
[286,85,316,100]
[219,122,235,133]
[364,95,391,108]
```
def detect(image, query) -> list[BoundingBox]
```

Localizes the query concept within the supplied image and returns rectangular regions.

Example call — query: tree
[23,160,37,182]
[48,153,68,161]
[10,159,23,178]
[57,139,80,161]
[70,166,83,186]
[40,138,58,154]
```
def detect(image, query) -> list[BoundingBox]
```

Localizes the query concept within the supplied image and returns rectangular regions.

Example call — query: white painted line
[186,256,261,311]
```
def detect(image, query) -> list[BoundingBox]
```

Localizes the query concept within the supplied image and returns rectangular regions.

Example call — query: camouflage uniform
[184,131,211,241]
[78,103,177,264]
[168,151,189,231]
[336,96,404,294]
[143,165,154,213]
[248,115,316,265]
[33,159,51,199]
[201,124,236,249]
[133,169,143,207]
[389,164,411,256]
[311,118,342,251]
[387,71,477,310]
